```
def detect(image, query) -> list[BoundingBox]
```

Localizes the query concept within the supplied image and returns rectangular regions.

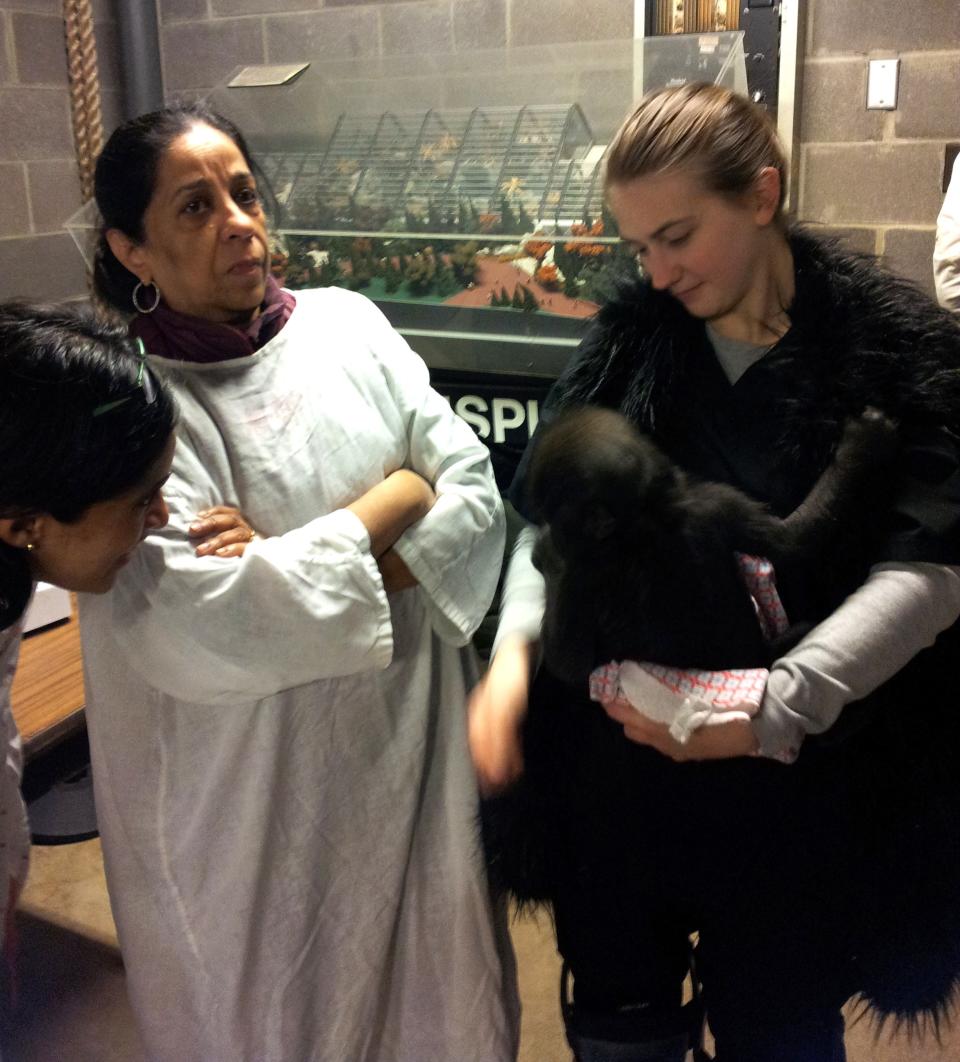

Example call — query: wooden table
[10,609,86,762]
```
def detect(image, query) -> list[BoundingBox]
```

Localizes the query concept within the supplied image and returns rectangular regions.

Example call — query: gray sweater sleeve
[491,524,546,655]
[753,561,960,762]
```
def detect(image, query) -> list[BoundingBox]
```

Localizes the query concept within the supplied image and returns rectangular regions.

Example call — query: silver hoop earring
[132,280,161,314]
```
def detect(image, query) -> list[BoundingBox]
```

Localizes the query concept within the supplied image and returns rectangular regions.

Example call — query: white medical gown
[80,288,518,1062]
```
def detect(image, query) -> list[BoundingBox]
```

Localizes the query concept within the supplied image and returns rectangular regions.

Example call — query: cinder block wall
[798,0,960,296]
[5,2,955,303]
[157,0,633,98]
[0,0,121,301]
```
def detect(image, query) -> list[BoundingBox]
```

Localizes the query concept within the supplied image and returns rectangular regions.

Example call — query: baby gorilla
[528,406,897,685]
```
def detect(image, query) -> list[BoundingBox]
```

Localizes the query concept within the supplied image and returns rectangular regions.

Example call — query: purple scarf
[130,276,295,363]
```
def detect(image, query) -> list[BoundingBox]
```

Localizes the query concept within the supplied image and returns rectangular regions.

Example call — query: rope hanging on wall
[63,0,104,204]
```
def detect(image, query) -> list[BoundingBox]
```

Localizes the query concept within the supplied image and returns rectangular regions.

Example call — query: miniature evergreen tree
[384,261,403,294]
[405,251,437,296]
[435,264,457,297]
[511,286,525,310]
[428,197,450,232]
[499,195,518,235]
[516,200,535,233]
[520,284,539,312]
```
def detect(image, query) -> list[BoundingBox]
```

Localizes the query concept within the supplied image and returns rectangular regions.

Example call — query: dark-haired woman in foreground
[0,301,178,952]
[83,103,517,1062]
[472,83,960,1061]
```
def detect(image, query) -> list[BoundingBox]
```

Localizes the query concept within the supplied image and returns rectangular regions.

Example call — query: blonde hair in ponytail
[605,83,787,223]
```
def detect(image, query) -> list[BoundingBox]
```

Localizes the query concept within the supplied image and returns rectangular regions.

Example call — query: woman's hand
[189,506,260,558]
[468,635,536,796]
[377,548,418,592]
[602,697,759,761]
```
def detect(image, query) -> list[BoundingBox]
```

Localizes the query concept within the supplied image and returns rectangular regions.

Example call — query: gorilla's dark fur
[526,405,898,686]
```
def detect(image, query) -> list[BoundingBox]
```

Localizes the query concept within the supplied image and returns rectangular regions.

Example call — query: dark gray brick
[0,14,10,85]
[882,227,937,299]
[0,163,30,236]
[0,87,73,161]
[13,12,69,86]
[801,143,944,226]
[212,0,315,15]
[27,159,83,234]
[382,2,453,57]
[0,232,88,301]
[159,0,209,21]
[510,0,631,47]
[895,54,960,141]
[265,10,379,63]
[800,59,883,144]
[809,0,960,56]
[0,0,59,11]
[161,18,264,92]
[801,224,879,256]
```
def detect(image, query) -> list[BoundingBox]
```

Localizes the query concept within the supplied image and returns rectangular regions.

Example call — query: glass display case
[68,33,747,486]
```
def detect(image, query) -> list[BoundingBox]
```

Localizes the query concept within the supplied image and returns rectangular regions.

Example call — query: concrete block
[159,0,209,21]
[801,142,944,226]
[510,0,631,47]
[265,10,379,63]
[27,159,83,234]
[0,87,73,161]
[212,0,315,15]
[895,54,960,141]
[453,0,506,52]
[12,13,69,86]
[161,17,264,92]
[0,14,10,85]
[0,0,59,11]
[0,163,30,236]
[882,227,937,298]
[809,0,960,57]
[801,224,879,256]
[382,2,453,57]
[800,59,883,144]
[0,232,88,301]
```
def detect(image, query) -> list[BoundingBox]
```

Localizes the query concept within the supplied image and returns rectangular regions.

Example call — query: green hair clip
[93,338,156,416]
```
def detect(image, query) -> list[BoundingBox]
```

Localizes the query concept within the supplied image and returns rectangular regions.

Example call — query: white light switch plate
[867,59,899,110]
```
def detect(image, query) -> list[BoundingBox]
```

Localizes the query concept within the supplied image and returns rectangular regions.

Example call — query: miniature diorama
[257,102,634,321]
